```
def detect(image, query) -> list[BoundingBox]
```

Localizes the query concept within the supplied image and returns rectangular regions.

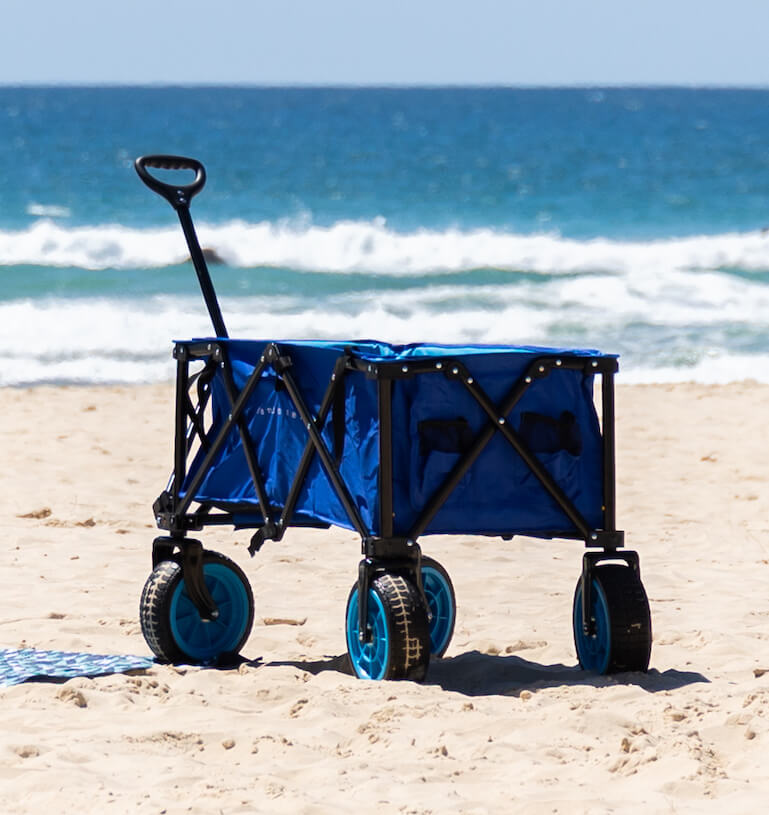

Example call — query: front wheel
[572,563,652,674]
[140,550,254,664]
[345,573,430,681]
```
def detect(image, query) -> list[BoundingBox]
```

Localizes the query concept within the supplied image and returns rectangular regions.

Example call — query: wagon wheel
[140,550,254,664]
[345,573,431,681]
[420,556,456,658]
[572,563,652,674]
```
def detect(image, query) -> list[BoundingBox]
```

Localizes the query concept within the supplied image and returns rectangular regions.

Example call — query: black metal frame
[153,340,633,640]
[134,154,637,644]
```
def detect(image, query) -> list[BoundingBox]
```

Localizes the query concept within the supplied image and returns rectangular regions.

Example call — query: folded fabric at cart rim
[0,647,154,686]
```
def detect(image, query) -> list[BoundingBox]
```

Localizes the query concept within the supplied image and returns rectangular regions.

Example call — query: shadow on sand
[265,650,709,697]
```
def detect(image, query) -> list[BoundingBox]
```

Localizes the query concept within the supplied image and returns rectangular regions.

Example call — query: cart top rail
[177,336,618,368]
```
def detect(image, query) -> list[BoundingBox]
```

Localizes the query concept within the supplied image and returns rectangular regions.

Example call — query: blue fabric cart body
[181,340,610,540]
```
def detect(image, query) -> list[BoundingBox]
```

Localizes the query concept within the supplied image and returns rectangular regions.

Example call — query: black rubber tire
[420,556,456,658]
[573,563,652,674]
[345,573,431,682]
[140,550,254,664]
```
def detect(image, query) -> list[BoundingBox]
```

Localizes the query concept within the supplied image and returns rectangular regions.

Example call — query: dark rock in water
[186,247,226,265]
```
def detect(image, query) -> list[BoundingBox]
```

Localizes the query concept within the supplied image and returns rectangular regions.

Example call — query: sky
[2,0,769,86]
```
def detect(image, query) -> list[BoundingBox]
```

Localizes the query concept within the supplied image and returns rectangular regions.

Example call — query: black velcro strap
[418,418,473,457]
[518,410,582,456]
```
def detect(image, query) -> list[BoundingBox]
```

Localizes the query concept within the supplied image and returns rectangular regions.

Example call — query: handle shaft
[178,207,229,339]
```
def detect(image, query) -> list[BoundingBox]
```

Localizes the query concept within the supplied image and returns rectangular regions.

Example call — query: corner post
[601,365,618,534]
[171,346,190,525]
[377,377,394,539]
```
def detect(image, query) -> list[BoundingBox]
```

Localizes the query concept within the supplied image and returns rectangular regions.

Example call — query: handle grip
[134,154,206,209]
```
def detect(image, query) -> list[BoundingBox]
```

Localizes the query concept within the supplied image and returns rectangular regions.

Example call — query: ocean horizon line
[3,82,769,92]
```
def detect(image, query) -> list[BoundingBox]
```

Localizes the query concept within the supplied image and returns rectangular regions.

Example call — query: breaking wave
[3,218,769,275]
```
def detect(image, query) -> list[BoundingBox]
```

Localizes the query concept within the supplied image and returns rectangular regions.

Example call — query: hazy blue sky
[2,0,769,86]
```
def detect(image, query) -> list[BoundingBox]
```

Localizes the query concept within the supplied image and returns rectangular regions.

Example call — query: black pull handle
[134,154,206,209]
[134,154,228,338]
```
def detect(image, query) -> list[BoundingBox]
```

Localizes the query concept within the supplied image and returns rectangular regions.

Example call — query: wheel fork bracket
[152,535,220,620]
[580,549,640,637]
[357,558,373,644]
[357,538,423,644]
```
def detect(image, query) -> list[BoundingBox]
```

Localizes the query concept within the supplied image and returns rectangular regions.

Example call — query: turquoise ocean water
[1,86,769,385]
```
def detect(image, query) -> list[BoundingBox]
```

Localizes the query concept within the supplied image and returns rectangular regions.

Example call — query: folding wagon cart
[135,155,652,681]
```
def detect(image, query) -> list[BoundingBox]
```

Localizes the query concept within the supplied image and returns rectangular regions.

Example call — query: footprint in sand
[13,745,40,759]
[56,687,87,708]
[289,698,309,717]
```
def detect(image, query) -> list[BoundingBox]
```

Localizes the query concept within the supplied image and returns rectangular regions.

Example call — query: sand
[1,380,768,813]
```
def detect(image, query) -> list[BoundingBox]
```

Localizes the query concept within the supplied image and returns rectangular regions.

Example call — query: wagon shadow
[271,650,708,697]
[425,651,709,697]
[268,653,353,676]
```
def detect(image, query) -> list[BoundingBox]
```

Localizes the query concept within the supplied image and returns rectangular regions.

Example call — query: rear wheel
[421,557,456,657]
[345,573,431,681]
[573,563,651,674]
[140,551,254,664]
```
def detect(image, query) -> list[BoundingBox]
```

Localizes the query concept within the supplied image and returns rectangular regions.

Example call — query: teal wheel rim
[573,579,611,674]
[422,565,454,656]
[169,562,250,662]
[345,587,390,680]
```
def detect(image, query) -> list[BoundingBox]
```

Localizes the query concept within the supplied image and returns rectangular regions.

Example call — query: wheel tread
[140,560,184,662]
[376,573,430,681]
[596,564,652,673]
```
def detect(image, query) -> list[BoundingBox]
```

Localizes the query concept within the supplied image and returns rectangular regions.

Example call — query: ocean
[1,86,769,386]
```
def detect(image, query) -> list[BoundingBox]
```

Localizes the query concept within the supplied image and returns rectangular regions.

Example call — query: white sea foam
[0,221,185,269]
[1,282,768,385]
[618,353,769,385]
[2,219,768,385]
[3,218,769,275]
[25,204,71,218]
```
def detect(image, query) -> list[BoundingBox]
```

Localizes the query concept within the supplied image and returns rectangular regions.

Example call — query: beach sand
[1,381,768,813]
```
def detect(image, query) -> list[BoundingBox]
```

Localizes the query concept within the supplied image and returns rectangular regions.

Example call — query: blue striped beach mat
[0,648,155,686]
